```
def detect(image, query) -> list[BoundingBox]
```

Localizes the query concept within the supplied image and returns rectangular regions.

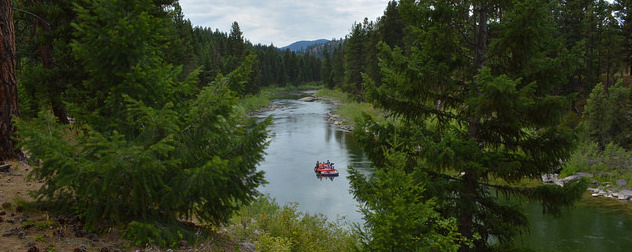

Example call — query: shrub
[226,195,360,252]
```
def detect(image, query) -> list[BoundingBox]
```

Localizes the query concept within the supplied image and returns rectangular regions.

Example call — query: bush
[124,221,189,248]
[562,141,632,185]
[226,195,360,252]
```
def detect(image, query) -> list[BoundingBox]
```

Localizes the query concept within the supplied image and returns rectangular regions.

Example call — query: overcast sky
[178,0,391,47]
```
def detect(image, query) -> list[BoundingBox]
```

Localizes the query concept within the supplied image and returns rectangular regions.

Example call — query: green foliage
[349,146,463,251]
[582,81,632,149]
[235,95,271,115]
[562,141,632,185]
[350,0,587,250]
[254,233,293,252]
[20,66,270,242]
[560,141,601,177]
[226,195,360,252]
[70,0,191,132]
[14,0,83,123]
[124,220,188,248]
[343,22,369,100]
[315,88,355,104]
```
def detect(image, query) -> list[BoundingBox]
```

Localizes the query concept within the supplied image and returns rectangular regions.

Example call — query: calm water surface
[254,95,632,251]
[254,97,371,225]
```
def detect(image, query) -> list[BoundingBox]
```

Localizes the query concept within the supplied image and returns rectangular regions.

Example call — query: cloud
[178,0,390,47]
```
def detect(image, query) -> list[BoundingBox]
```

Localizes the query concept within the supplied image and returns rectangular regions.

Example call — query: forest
[2,0,632,251]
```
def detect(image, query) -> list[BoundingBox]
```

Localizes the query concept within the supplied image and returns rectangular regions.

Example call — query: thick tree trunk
[0,0,24,161]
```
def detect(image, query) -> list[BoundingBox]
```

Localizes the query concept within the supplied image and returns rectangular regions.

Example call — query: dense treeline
[8,0,320,247]
[6,0,632,250]
[14,0,322,121]
[324,0,630,104]
[326,0,632,251]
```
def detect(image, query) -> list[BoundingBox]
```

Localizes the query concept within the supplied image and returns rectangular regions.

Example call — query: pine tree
[70,0,184,133]
[343,22,367,99]
[331,43,345,89]
[352,0,587,250]
[321,49,334,88]
[615,0,632,74]
[582,81,632,149]
[349,144,463,251]
[18,0,270,245]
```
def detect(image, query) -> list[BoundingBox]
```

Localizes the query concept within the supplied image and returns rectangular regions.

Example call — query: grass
[315,88,395,127]
[315,88,355,104]
[235,95,271,115]
[225,195,360,252]
[560,141,632,187]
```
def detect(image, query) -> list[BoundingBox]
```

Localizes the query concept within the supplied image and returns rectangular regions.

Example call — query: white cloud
[178,0,390,47]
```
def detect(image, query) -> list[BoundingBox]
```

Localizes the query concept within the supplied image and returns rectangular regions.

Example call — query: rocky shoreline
[298,95,354,132]
[299,95,632,203]
[543,173,632,201]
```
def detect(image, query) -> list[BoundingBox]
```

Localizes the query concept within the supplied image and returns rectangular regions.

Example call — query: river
[253,94,632,251]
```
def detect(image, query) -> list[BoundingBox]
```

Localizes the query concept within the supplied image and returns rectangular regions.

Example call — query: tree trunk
[0,0,24,161]
[458,4,488,252]
[34,0,70,124]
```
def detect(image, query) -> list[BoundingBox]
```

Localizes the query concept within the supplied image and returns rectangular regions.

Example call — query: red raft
[314,163,339,176]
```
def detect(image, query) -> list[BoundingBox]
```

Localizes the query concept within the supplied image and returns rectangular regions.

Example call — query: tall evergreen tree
[615,0,632,74]
[351,0,587,250]
[70,0,184,133]
[582,81,632,149]
[344,22,367,99]
[332,43,345,89]
[379,1,405,49]
[321,49,335,88]
[227,21,245,72]
[18,0,271,244]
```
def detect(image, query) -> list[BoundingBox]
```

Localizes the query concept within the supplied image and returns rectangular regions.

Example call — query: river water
[253,95,632,251]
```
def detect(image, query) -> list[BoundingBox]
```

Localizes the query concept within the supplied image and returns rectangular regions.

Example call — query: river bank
[254,90,632,250]
[305,89,632,210]
[544,172,632,202]
[298,94,354,132]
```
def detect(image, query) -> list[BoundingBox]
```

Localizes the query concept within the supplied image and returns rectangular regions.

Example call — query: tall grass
[561,141,632,186]
[316,88,395,126]
[235,95,271,115]
[315,88,355,104]
[260,82,324,97]
[226,195,360,252]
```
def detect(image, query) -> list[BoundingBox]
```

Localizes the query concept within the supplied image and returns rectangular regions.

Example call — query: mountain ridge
[281,39,329,52]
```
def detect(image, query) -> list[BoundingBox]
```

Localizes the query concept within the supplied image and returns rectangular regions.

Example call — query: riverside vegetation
[5,0,632,251]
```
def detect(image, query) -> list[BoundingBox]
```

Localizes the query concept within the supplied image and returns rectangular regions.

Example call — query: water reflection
[316,174,336,181]
[254,95,632,250]
[254,97,372,225]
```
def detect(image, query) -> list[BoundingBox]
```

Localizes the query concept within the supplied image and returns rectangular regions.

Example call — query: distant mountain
[281,39,330,52]
[302,39,344,58]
